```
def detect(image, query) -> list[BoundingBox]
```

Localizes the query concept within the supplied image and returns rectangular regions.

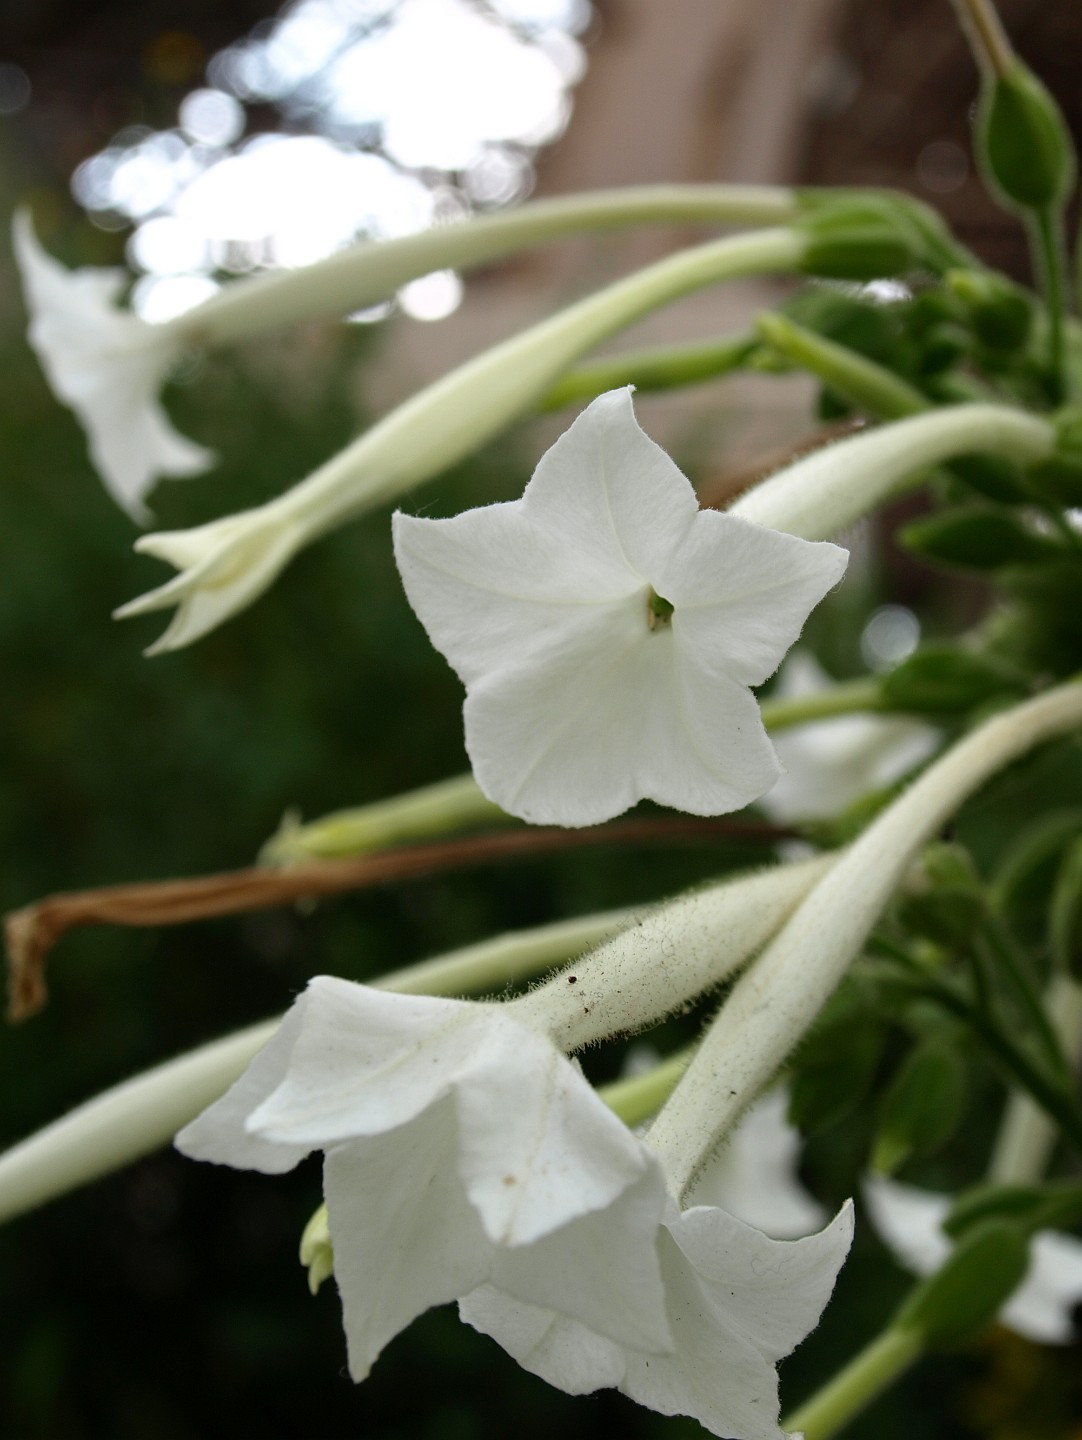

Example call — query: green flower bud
[894,1218,1030,1345]
[798,202,918,280]
[978,63,1076,211]
[945,269,1033,352]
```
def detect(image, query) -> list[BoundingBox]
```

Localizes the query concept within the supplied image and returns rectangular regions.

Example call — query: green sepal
[1049,836,1082,978]
[893,1218,1030,1345]
[797,201,918,280]
[871,1039,968,1174]
[945,268,1033,352]
[900,507,1060,570]
[978,63,1076,212]
[881,645,1024,714]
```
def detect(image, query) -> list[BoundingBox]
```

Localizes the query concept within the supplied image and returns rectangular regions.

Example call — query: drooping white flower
[688,1086,826,1240]
[460,1196,854,1440]
[865,1175,1082,1345]
[761,653,939,822]
[12,212,214,521]
[393,388,849,827]
[175,976,672,1379]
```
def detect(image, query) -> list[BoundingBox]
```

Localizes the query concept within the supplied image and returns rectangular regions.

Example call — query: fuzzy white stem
[512,854,834,1051]
[731,404,1054,540]
[648,681,1082,1199]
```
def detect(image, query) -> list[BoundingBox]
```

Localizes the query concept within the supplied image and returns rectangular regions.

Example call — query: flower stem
[601,1048,694,1127]
[759,678,886,731]
[949,0,1015,77]
[782,1324,924,1440]
[1029,207,1070,403]
[539,332,758,410]
[174,185,800,347]
[754,311,929,421]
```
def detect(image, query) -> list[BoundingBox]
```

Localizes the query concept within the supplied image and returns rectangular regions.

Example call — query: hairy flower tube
[865,1176,1082,1345]
[13,212,214,520]
[15,188,796,514]
[394,388,849,826]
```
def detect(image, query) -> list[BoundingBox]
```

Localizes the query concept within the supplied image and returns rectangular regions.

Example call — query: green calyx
[978,63,1076,212]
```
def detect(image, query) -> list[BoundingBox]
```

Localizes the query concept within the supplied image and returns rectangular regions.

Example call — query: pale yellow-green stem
[647,681,1082,1200]
[173,185,799,347]
[781,1326,925,1440]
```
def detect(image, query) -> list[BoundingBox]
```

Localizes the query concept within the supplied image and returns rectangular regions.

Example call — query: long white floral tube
[512,854,834,1050]
[177,184,800,347]
[0,906,634,1226]
[118,227,807,652]
[647,680,1082,1199]
[730,403,1055,539]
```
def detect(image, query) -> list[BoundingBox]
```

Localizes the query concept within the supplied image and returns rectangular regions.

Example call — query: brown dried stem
[5,815,791,1022]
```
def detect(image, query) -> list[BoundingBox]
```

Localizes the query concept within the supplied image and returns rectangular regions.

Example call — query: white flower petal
[462,1199,854,1440]
[13,211,214,519]
[865,1176,1082,1346]
[689,1088,825,1240]
[394,388,850,827]
[667,514,849,688]
[325,1102,494,1379]
[521,388,699,583]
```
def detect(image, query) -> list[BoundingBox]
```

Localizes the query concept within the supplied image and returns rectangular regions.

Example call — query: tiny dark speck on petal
[567,976,578,984]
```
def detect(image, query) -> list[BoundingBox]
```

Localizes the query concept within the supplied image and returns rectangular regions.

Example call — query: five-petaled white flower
[176,977,672,1379]
[865,1175,1082,1346]
[393,388,848,827]
[12,211,213,521]
[461,1194,854,1440]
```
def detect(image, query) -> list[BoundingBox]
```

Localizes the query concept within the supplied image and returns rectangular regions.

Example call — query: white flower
[175,976,672,1379]
[460,1196,854,1440]
[761,653,939,822]
[13,212,214,521]
[688,1087,826,1240]
[865,1175,1082,1345]
[393,388,849,827]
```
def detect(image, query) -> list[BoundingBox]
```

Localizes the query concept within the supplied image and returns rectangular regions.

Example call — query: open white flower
[688,1086,826,1240]
[393,388,849,827]
[176,976,671,1379]
[762,653,939,822]
[865,1175,1082,1345]
[460,1196,854,1440]
[12,212,213,520]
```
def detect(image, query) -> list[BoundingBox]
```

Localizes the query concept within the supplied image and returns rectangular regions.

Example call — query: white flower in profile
[460,1194,854,1440]
[12,211,213,521]
[762,653,939,823]
[688,1086,826,1240]
[865,1175,1082,1345]
[176,976,672,1379]
[393,388,849,827]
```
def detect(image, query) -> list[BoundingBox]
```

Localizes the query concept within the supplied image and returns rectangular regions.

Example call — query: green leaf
[894,1219,1030,1345]
[881,645,1023,714]
[788,978,884,1134]
[990,809,1082,928]
[872,1040,968,1174]
[946,454,1030,504]
[901,507,1059,569]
